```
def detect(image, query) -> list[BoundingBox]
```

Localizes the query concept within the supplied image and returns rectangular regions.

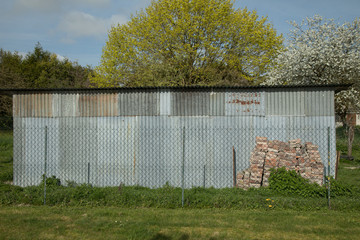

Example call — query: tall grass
[336,126,360,160]
[0,130,12,182]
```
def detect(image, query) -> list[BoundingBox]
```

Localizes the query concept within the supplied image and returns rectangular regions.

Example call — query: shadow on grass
[150,233,190,240]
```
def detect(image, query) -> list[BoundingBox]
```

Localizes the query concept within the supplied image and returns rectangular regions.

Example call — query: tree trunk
[340,113,355,159]
[347,124,354,157]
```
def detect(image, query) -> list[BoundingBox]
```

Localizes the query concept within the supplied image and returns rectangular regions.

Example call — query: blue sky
[0,0,359,67]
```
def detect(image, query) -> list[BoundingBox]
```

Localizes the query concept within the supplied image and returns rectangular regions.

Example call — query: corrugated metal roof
[0,83,351,95]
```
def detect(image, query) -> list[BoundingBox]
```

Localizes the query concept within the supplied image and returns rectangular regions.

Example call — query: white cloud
[55,54,66,61]
[16,51,28,59]
[58,11,128,41]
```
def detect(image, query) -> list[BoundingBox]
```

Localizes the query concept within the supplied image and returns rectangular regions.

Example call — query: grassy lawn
[336,126,360,161]
[337,159,360,188]
[336,126,360,191]
[0,206,360,240]
[0,131,12,183]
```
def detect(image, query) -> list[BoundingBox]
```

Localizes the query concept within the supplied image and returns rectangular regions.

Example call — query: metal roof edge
[0,84,352,95]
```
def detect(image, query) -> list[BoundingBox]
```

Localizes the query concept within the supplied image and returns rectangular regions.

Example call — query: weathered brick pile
[236,137,324,189]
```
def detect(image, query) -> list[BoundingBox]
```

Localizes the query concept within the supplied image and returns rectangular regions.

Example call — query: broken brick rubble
[237,137,324,189]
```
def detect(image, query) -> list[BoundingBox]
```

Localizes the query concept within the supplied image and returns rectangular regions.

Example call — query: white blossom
[264,16,360,116]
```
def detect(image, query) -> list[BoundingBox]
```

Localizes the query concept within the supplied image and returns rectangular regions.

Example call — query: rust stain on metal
[13,95,20,117]
[97,93,118,117]
[79,95,97,117]
[79,94,118,117]
[17,94,53,117]
[228,99,261,105]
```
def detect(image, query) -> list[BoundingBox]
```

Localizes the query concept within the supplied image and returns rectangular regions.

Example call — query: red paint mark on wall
[228,99,261,105]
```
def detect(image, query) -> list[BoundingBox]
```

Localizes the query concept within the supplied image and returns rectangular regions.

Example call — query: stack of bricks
[237,137,324,189]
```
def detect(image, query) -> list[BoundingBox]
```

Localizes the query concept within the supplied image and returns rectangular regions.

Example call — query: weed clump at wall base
[268,167,354,198]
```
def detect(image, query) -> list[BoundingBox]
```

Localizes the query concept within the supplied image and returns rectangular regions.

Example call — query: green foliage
[0,116,12,131]
[41,175,61,187]
[330,177,354,197]
[91,0,283,87]
[268,167,355,198]
[268,167,325,197]
[0,43,93,125]
[0,166,12,182]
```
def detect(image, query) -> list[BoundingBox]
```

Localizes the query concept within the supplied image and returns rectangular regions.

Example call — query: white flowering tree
[265,16,360,157]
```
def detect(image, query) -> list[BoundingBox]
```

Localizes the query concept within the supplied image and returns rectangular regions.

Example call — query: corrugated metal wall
[12,87,336,187]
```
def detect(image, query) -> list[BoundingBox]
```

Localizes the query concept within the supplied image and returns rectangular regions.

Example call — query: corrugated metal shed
[1,84,348,187]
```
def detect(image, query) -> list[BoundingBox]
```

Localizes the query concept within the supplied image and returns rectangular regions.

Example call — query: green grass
[0,206,360,240]
[336,126,360,192]
[336,126,360,161]
[0,130,13,183]
[337,159,360,190]
[1,183,358,210]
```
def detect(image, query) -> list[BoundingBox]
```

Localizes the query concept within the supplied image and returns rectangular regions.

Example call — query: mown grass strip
[1,206,360,240]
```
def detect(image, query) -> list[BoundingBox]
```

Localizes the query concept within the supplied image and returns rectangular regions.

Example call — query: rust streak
[228,99,261,105]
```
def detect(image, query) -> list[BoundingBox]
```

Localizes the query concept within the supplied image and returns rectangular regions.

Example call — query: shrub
[41,175,61,187]
[268,167,355,198]
[268,167,325,197]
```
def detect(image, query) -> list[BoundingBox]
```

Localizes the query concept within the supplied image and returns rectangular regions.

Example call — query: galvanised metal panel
[31,94,53,117]
[13,118,59,186]
[209,91,225,116]
[305,90,334,116]
[119,90,159,116]
[77,93,118,117]
[58,117,98,185]
[96,117,138,186]
[225,90,265,116]
[171,90,210,116]
[266,88,334,116]
[266,89,306,116]
[15,93,78,118]
[159,90,171,116]
[14,95,32,117]
[13,118,25,185]
[58,94,78,117]
[13,95,20,117]
[13,88,335,118]
[78,94,98,117]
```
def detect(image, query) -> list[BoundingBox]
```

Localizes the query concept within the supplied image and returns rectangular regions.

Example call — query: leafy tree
[20,43,92,88]
[0,43,93,129]
[0,49,27,128]
[91,0,283,87]
[264,16,360,157]
[1,43,92,90]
